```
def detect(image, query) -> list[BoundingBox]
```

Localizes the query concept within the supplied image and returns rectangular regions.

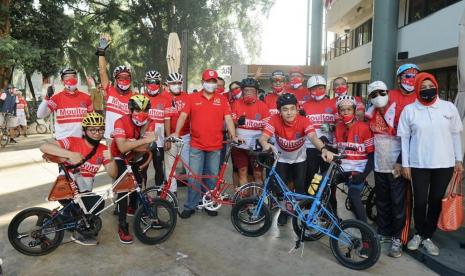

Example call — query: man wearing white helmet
[365,80,405,258]
[302,75,336,187]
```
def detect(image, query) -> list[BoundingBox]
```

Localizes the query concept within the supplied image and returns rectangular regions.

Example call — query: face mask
[311,87,326,101]
[400,77,415,93]
[272,86,284,94]
[64,78,78,92]
[169,84,182,94]
[341,114,355,125]
[334,85,348,97]
[84,134,101,146]
[203,82,217,93]
[131,112,149,126]
[419,88,437,104]
[216,87,225,94]
[289,77,302,89]
[117,79,131,91]
[230,88,242,100]
[243,95,256,104]
[371,95,389,108]
[146,84,160,96]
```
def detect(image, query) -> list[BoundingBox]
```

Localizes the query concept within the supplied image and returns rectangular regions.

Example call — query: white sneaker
[407,234,422,250]
[71,233,98,246]
[422,238,439,256]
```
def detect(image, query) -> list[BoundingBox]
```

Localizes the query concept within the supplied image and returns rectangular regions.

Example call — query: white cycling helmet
[336,95,357,108]
[167,72,183,83]
[307,75,327,88]
[145,70,162,81]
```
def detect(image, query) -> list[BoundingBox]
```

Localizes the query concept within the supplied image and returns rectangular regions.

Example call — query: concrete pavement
[0,134,437,275]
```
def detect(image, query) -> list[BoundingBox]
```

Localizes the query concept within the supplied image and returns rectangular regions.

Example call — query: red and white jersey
[58,137,110,192]
[286,86,312,107]
[146,93,171,147]
[111,114,155,158]
[388,89,416,114]
[163,91,191,136]
[302,98,336,148]
[232,99,270,149]
[334,121,374,173]
[263,92,280,115]
[263,114,315,164]
[48,90,93,139]
[104,85,134,139]
[16,98,27,114]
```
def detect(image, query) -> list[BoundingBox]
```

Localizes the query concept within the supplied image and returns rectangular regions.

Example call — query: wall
[326,42,372,78]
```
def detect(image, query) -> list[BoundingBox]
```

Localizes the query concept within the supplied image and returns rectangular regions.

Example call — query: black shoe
[277,211,288,226]
[179,209,195,219]
[9,138,17,143]
[204,209,218,217]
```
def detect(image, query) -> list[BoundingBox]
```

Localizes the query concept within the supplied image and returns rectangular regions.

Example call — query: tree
[0,0,11,87]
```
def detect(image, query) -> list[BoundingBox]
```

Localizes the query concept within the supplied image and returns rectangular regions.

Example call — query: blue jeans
[184,147,221,210]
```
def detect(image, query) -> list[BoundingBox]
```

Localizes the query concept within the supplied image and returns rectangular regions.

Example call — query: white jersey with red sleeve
[57,137,110,192]
[334,121,374,173]
[232,99,270,149]
[146,94,171,147]
[302,98,336,148]
[48,90,92,139]
[104,85,134,139]
[263,114,315,164]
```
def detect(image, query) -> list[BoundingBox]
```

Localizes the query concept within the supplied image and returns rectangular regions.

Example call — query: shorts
[231,147,262,172]
[0,113,18,128]
[16,112,27,126]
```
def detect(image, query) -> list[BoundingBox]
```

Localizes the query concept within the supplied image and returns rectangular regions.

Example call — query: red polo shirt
[182,90,231,151]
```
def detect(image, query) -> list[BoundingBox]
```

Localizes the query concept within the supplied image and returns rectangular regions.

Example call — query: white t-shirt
[397,99,463,168]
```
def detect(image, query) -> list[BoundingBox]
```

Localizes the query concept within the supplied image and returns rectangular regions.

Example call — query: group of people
[29,36,463,260]
[0,85,30,142]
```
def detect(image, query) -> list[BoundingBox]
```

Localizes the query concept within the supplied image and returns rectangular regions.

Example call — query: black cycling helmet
[271,70,285,79]
[229,81,242,90]
[241,78,259,90]
[60,68,77,79]
[277,93,297,109]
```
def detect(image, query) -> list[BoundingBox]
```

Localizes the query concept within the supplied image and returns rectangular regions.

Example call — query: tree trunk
[26,73,37,107]
[0,0,11,89]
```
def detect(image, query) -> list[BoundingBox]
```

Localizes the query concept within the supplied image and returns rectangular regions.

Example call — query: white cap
[307,75,327,88]
[368,80,388,95]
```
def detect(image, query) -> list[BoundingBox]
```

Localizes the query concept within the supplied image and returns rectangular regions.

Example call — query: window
[428,66,458,102]
[351,19,372,48]
[325,19,372,61]
[408,0,460,24]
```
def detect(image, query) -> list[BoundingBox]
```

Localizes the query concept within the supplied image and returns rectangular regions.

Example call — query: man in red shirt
[263,70,286,115]
[389,63,420,121]
[302,75,336,187]
[172,69,241,219]
[286,67,311,107]
[259,93,334,226]
[232,78,270,186]
[37,68,93,139]
[40,112,117,246]
[111,95,157,244]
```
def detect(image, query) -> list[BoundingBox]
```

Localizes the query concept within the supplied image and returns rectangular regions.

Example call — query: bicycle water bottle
[308,173,322,195]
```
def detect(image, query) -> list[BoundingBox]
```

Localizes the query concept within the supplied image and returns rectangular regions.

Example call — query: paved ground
[0,134,437,275]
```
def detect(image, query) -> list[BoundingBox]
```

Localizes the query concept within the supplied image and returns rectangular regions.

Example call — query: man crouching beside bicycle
[40,112,117,245]
[258,93,334,226]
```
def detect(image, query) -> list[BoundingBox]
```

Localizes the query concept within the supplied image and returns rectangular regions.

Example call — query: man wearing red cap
[172,69,242,219]
[286,67,311,107]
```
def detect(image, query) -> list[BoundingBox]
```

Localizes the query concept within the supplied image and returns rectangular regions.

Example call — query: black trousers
[115,159,145,225]
[276,161,307,195]
[305,148,330,191]
[411,167,454,239]
[152,147,164,187]
[374,172,406,238]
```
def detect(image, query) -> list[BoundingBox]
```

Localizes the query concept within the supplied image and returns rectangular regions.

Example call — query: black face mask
[85,135,101,146]
[419,88,437,103]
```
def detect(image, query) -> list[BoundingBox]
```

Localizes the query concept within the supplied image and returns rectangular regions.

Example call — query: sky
[258,0,309,65]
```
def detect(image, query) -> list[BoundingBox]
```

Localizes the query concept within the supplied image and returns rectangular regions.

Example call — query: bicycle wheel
[36,122,48,134]
[142,186,179,209]
[0,130,9,148]
[329,219,380,270]
[230,197,271,237]
[292,200,334,241]
[8,207,64,256]
[133,199,177,245]
[365,189,377,222]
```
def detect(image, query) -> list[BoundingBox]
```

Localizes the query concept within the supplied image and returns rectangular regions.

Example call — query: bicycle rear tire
[36,123,48,134]
[230,197,271,237]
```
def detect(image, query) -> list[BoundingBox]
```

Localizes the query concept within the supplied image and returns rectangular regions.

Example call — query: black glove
[95,37,111,56]
[238,115,246,126]
[46,86,54,99]
[299,109,306,116]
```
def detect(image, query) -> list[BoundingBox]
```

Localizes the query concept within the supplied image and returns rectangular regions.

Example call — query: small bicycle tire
[292,199,334,241]
[36,123,48,134]
[230,197,271,237]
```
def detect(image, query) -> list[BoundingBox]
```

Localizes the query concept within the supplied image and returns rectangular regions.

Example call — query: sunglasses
[403,73,416,79]
[146,79,161,85]
[369,90,387,98]
[87,128,105,134]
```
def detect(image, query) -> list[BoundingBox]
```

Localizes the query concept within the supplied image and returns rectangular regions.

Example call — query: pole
[310,0,323,66]
[306,0,311,65]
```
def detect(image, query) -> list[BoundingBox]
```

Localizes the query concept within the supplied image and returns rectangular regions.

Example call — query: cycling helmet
[166,72,183,83]
[276,93,298,109]
[113,65,131,79]
[128,94,151,112]
[336,95,357,109]
[289,67,304,77]
[229,81,242,90]
[145,70,162,81]
[241,78,259,90]
[307,75,327,88]
[82,112,105,127]
[396,63,420,76]
[271,70,286,80]
[60,68,77,79]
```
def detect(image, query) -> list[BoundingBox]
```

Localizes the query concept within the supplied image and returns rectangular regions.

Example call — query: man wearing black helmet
[259,93,334,226]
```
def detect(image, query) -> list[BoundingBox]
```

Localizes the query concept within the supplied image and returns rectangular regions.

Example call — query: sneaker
[277,211,288,226]
[71,233,98,246]
[388,238,402,258]
[179,209,195,219]
[127,206,136,217]
[378,234,392,244]
[407,234,422,251]
[204,209,218,217]
[118,223,134,244]
[358,241,369,259]
[9,138,17,143]
[422,238,439,256]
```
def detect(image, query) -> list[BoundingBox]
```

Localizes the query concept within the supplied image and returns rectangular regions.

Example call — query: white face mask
[312,94,326,101]
[169,84,182,94]
[371,95,389,108]
[65,84,77,92]
[117,83,130,91]
[203,82,217,93]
